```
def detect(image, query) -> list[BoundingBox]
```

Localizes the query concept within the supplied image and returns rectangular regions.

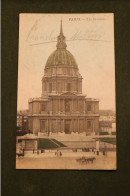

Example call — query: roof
[45,20,78,69]
[45,49,78,68]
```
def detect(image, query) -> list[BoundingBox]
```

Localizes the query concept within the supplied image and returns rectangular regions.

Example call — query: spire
[60,19,63,35]
[56,20,67,49]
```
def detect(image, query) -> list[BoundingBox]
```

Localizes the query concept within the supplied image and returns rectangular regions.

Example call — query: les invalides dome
[45,20,78,69]
[28,20,99,136]
[43,20,82,95]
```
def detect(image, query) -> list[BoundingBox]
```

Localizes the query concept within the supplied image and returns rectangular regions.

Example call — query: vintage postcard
[16,13,116,169]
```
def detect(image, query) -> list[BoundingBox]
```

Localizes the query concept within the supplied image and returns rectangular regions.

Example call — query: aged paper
[16,13,116,169]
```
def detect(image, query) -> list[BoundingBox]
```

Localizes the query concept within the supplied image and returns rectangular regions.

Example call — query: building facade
[28,21,99,136]
[17,111,28,131]
[99,121,112,134]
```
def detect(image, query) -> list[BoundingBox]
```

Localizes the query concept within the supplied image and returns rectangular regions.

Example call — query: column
[54,81,56,92]
[49,119,52,133]
[59,99,60,113]
[32,103,33,114]
[63,119,65,133]
[85,119,87,133]
[63,99,65,112]
[84,100,85,113]
[70,120,72,133]
[58,99,60,113]
[39,102,41,113]
[59,119,61,132]
[78,119,79,133]
[92,119,95,134]
[72,99,73,112]
[77,79,78,93]
[72,119,74,132]
[78,80,80,93]
[47,119,49,135]
[42,81,44,94]
[80,80,82,93]
[56,119,58,134]
[64,80,65,91]
[84,118,85,132]
[32,102,33,114]
[65,80,67,92]
[56,79,57,93]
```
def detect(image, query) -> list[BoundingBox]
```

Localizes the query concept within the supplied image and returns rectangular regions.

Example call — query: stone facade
[28,21,99,136]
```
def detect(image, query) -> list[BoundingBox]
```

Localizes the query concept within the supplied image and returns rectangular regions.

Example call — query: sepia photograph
[16,13,116,169]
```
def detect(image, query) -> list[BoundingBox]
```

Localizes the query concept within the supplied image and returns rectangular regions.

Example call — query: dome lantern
[56,20,67,49]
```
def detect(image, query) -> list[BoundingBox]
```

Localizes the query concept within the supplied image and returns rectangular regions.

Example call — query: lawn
[95,137,116,145]
[38,138,58,149]
[52,139,66,147]
[37,138,66,149]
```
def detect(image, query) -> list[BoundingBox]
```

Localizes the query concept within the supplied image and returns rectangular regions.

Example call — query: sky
[17,13,115,111]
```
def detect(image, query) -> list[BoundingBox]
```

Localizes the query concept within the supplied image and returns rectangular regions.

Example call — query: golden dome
[45,20,78,69]
[45,49,78,68]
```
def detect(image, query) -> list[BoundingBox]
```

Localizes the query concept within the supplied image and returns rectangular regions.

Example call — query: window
[49,83,52,92]
[65,100,70,112]
[41,103,46,111]
[67,83,71,91]
[41,120,46,132]
[87,105,91,111]
[57,82,61,91]
[44,82,47,91]
[87,121,92,129]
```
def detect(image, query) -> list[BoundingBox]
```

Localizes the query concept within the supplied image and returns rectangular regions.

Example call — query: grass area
[52,139,66,147]
[37,138,66,149]
[38,138,58,149]
[95,137,116,145]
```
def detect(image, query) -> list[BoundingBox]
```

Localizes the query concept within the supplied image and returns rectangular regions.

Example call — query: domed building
[28,21,99,135]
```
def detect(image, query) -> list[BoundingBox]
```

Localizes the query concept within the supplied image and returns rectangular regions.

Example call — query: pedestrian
[60,151,62,157]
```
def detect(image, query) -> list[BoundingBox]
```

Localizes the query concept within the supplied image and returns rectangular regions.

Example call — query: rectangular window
[41,103,46,111]
[52,120,56,133]
[44,82,47,91]
[49,83,52,92]
[41,120,46,132]
[87,105,91,111]
[87,121,92,129]
[67,83,71,91]
[58,82,62,91]
[65,99,71,112]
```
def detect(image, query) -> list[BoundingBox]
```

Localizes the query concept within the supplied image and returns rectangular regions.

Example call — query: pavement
[16,151,116,170]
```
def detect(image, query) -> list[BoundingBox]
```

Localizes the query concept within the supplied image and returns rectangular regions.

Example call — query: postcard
[16,13,116,169]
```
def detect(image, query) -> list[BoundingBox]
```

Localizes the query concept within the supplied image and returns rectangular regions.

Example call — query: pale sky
[18,13,115,111]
